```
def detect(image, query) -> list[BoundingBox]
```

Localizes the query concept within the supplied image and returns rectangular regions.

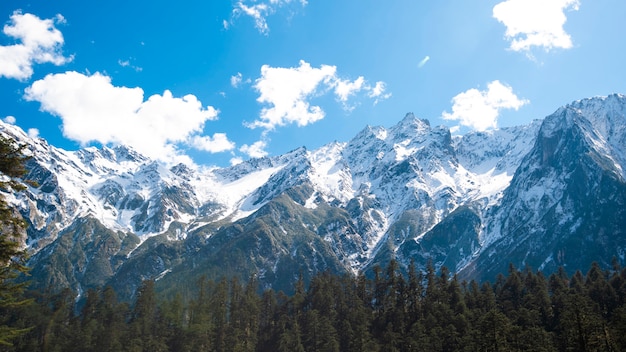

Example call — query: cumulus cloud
[334,76,365,102]
[227,0,308,35]
[248,60,390,131]
[191,133,235,153]
[493,0,580,52]
[0,11,72,81]
[27,128,39,138]
[23,71,227,164]
[248,60,336,130]
[240,140,269,158]
[442,80,528,131]
[3,116,16,124]
[229,156,244,166]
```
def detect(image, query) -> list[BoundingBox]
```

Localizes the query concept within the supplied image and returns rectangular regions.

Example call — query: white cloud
[236,3,271,35]
[27,128,39,138]
[249,60,390,131]
[493,0,580,52]
[368,81,392,105]
[118,58,142,72]
[23,71,222,164]
[334,76,365,102]
[230,72,250,88]
[418,56,430,68]
[228,0,308,35]
[3,116,16,124]
[442,80,528,131]
[229,156,244,166]
[249,60,336,130]
[240,140,269,158]
[231,72,243,87]
[0,11,72,81]
[191,133,235,153]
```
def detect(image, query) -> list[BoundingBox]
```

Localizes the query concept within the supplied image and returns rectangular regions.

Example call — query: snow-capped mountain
[2,94,625,299]
[461,94,626,281]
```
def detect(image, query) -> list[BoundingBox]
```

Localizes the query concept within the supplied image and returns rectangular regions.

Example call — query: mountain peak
[4,94,626,300]
[395,112,430,129]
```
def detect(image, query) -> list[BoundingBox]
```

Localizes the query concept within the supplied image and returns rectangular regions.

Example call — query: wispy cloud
[442,80,528,131]
[248,60,390,131]
[230,72,251,88]
[334,76,365,112]
[0,11,72,81]
[118,58,142,72]
[235,2,271,34]
[24,71,229,165]
[493,0,580,53]
[226,0,308,35]
[418,56,430,68]
[231,72,243,87]
[368,81,392,105]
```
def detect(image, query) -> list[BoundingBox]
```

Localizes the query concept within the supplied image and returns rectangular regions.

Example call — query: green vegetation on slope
[4,260,626,351]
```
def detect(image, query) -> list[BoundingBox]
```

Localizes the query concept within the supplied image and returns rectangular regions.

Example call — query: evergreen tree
[276,314,304,352]
[475,308,512,352]
[405,259,423,326]
[127,280,168,352]
[75,289,101,351]
[0,136,32,346]
[257,289,278,351]
[41,288,76,352]
[241,275,260,351]
[161,293,186,352]
[210,278,229,352]
[586,262,619,320]
[97,286,127,352]
[187,276,213,351]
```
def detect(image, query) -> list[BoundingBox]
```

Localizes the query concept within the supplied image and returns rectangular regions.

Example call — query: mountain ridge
[2,93,625,299]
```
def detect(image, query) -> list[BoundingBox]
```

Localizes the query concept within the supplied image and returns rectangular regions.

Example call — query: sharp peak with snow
[2,93,626,298]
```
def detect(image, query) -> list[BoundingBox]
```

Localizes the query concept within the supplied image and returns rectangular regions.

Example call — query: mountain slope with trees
[3,260,626,351]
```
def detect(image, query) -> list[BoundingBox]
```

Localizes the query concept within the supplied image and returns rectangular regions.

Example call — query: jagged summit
[392,112,431,132]
[2,94,626,299]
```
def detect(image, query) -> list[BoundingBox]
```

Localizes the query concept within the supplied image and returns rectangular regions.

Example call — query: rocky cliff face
[460,95,626,281]
[2,94,625,299]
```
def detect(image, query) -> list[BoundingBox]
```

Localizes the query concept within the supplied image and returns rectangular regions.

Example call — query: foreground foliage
[3,260,626,351]
[0,136,32,346]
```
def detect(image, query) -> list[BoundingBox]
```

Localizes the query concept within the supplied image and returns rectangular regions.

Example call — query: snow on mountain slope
[4,94,626,297]
[301,113,541,270]
[455,121,542,204]
[306,142,352,206]
[459,94,626,280]
[566,94,626,180]
[2,106,540,275]
[0,121,301,251]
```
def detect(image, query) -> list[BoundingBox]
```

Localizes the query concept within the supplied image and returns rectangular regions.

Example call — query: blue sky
[1,0,624,167]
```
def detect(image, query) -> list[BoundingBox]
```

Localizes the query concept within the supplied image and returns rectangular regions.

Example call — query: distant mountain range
[2,94,625,300]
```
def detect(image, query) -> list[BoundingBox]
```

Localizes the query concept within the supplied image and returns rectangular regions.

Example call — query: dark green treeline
[3,260,626,352]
